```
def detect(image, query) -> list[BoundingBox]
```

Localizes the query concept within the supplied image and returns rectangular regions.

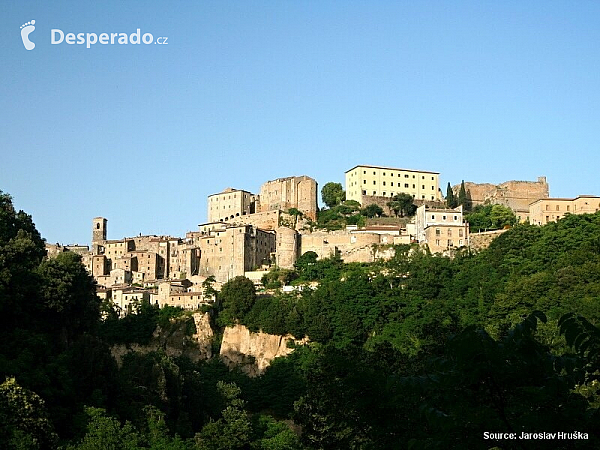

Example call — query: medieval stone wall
[456,177,549,220]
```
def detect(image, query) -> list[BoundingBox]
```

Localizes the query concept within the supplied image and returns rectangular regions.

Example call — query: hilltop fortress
[46,165,599,315]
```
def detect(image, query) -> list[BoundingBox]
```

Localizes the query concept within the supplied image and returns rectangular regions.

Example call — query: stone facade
[529,196,600,225]
[258,176,318,220]
[414,204,468,253]
[275,227,299,269]
[299,229,397,262]
[207,188,258,223]
[345,164,442,205]
[468,229,509,251]
[197,224,276,283]
[457,177,549,222]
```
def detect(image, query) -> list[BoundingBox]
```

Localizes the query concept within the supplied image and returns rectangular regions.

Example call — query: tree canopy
[320,183,345,208]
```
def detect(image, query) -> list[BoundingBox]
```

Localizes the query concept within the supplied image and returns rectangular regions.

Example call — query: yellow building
[345,164,442,205]
[529,196,600,225]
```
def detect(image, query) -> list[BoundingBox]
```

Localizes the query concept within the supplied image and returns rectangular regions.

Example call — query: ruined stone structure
[529,195,600,226]
[258,175,318,220]
[456,177,549,222]
[345,164,443,205]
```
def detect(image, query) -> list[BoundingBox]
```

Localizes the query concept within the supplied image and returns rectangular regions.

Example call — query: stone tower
[92,217,107,254]
[276,226,299,269]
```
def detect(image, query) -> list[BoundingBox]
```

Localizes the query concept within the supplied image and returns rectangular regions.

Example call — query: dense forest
[1,190,600,449]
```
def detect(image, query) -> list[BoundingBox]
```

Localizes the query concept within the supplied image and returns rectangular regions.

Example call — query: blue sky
[1,1,599,245]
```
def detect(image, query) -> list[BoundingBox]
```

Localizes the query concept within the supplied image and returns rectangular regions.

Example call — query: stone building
[414,204,468,253]
[196,224,276,283]
[456,177,549,222]
[529,195,600,225]
[345,164,442,205]
[207,188,259,223]
[258,176,318,220]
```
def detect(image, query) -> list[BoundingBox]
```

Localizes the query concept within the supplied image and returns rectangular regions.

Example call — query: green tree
[387,193,416,217]
[194,382,251,450]
[361,204,383,218]
[458,180,468,210]
[36,251,100,346]
[320,183,345,208]
[0,377,58,450]
[446,182,457,208]
[216,277,257,326]
[466,204,516,231]
[67,407,142,450]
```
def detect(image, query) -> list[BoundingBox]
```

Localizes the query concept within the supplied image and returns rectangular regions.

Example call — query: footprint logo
[20,20,36,50]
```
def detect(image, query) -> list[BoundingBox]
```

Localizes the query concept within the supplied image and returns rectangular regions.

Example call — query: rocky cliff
[220,324,307,377]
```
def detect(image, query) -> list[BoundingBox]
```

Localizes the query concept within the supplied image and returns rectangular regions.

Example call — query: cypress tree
[446,183,457,208]
[458,180,469,210]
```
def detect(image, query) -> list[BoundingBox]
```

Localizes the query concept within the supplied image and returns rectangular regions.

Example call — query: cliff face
[220,324,307,377]
[112,312,213,367]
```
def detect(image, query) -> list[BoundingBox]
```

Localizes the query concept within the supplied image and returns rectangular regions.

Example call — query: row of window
[435,228,464,237]
[432,215,459,221]
[434,239,464,247]
[360,190,436,200]
[353,170,435,181]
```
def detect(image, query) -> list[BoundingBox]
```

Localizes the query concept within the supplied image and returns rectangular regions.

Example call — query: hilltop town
[45,164,600,315]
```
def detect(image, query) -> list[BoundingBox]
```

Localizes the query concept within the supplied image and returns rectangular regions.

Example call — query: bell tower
[92,217,107,254]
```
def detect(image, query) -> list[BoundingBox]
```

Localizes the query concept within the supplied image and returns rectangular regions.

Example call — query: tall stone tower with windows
[92,217,107,255]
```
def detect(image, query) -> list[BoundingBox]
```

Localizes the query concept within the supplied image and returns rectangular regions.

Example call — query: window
[373,191,376,195]
[556,205,560,211]
[459,229,463,237]
[567,205,570,211]
[363,170,366,174]
[405,183,409,188]
[405,174,409,178]
[448,229,452,237]
[422,185,425,189]
[442,215,447,220]
[436,228,441,236]
[436,239,440,245]
[454,216,458,220]
[383,181,386,186]
[391,182,394,186]
[383,172,386,176]
[448,240,453,247]
[362,190,366,195]
[363,180,366,184]
[383,192,386,196]
[432,177,434,180]
[459,239,463,246]
[431,215,435,220]
[373,181,376,185]
[373,171,376,175]
[413,184,415,188]
[546,205,550,211]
